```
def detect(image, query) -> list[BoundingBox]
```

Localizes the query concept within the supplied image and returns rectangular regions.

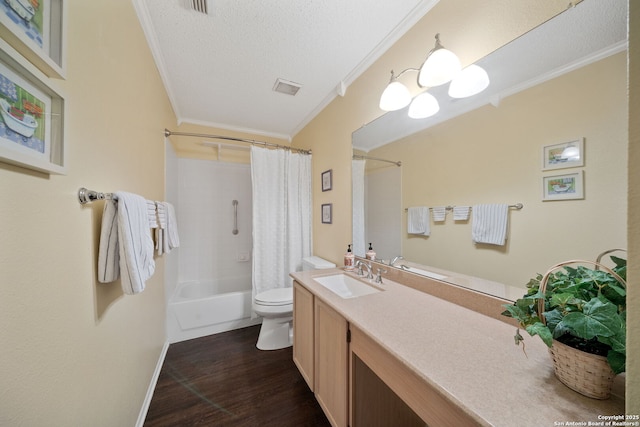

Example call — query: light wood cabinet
[314,298,349,427]
[293,281,315,390]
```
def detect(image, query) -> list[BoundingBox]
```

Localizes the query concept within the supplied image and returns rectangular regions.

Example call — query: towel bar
[78,187,117,205]
[404,203,523,212]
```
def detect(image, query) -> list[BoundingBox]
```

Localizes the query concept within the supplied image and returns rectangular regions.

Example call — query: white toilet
[253,256,336,350]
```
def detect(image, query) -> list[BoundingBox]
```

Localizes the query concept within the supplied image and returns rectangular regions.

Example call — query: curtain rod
[353,154,401,166]
[164,129,312,155]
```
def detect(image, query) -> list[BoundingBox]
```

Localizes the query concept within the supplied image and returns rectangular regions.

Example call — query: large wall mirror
[352,0,628,300]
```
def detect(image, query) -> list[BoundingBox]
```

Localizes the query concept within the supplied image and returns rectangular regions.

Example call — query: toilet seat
[255,288,293,306]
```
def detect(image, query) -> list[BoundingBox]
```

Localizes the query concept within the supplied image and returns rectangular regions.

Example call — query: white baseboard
[135,340,170,427]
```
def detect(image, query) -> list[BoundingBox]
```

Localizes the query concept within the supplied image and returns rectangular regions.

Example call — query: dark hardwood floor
[144,325,331,427]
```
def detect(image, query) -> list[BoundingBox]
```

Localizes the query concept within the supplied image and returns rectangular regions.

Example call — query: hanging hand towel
[98,199,119,283]
[453,206,470,221]
[432,206,447,222]
[115,192,155,294]
[154,201,180,255]
[155,201,167,255]
[165,202,180,250]
[471,204,509,246]
[407,206,430,236]
[147,200,159,228]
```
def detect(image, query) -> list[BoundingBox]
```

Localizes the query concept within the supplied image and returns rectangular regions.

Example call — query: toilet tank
[302,256,336,271]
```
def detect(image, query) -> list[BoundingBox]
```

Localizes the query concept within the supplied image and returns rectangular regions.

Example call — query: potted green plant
[502,255,626,399]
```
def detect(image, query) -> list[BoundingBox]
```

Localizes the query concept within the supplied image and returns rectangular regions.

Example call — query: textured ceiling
[134,0,437,140]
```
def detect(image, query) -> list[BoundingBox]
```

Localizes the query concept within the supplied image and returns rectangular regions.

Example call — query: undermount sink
[404,267,448,281]
[313,274,382,299]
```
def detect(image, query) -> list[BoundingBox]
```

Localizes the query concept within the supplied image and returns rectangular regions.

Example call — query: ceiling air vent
[273,78,302,96]
[190,0,208,15]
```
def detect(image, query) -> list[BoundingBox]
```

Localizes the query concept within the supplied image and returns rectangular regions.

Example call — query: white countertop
[291,268,625,427]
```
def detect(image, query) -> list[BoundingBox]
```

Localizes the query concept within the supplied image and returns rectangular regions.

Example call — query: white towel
[116,192,155,294]
[453,206,470,221]
[471,204,509,246]
[166,202,180,250]
[155,201,180,255]
[407,206,430,236]
[147,200,159,228]
[432,206,447,222]
[155,201,166,255]
[98,199,119,283]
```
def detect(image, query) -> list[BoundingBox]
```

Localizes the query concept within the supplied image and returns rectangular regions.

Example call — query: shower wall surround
[178,159,253,286]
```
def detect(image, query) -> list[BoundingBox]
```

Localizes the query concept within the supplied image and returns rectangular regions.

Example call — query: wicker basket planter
[538,259,626,400]
[504,252,627,401]
[548,339,615,399]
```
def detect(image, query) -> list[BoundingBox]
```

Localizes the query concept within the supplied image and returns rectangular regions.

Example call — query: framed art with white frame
[542,137,584,171]
[0,0,65,78]
[542,171,584,201]
[0,39,65,174]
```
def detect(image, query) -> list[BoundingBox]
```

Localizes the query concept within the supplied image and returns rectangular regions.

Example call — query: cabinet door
[293,281,314,390]
[314,298,349,427]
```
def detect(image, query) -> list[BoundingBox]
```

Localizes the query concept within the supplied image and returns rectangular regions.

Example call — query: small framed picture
[543,171,584,201]
[321,203,332,224]
[542,138,584,170]
[321,169,332,191]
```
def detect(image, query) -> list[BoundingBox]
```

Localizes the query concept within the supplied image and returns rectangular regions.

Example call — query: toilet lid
[255,288,293,306]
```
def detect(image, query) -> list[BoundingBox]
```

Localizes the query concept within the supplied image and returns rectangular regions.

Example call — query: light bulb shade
[379,81,411,111]
[418,48,461,87]
[408,92,439,119]
[448,64,490,98]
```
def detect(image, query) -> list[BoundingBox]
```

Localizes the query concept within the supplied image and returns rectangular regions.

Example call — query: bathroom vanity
[290,265,625,427]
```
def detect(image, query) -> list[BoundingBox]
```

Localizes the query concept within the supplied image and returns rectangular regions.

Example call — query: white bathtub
[167,278,262,343]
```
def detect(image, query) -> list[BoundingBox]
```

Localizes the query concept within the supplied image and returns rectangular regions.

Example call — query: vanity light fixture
[379,34,489,119]
[408,91,439,119]
[417,33,461,87]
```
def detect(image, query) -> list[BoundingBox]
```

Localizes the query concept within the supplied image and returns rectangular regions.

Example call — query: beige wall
[371,52,627,288]
[294,0,638,414]
[0,1,175,425]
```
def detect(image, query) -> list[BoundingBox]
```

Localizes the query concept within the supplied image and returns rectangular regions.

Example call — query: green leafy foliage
[501,256,626,374]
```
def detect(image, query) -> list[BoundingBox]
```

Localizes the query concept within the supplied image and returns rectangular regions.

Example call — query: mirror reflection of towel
[432,206,446,222]
[472,204,509,245]
[453,206,470,221]
[407,206,430,236]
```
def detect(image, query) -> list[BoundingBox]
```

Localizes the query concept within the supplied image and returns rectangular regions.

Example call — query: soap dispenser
[366,243,376,261]
[344,244,355,271]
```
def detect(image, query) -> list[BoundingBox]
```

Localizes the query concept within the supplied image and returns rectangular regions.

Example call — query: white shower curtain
[352,159,366,256]
[251,146,312,296]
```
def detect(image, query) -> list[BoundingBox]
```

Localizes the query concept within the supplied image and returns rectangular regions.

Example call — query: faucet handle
[375,268,388,284]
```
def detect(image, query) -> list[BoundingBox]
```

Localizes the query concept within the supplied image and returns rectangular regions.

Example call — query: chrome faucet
[389,256,404,266]
[375,268,388,284]
[355,260,373,280]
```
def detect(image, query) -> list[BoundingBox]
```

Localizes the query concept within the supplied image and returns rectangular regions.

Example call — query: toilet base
[256,315,293,350]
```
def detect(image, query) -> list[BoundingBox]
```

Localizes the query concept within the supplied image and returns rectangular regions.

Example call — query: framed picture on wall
[543,171,584,201]
[0,40,65,174]
[321,169,332,191]
[321,203,332,224]
[542,138,584,170]
[0,0,66,78]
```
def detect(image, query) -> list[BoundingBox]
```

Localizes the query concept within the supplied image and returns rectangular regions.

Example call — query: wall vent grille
[191,0,208,15]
